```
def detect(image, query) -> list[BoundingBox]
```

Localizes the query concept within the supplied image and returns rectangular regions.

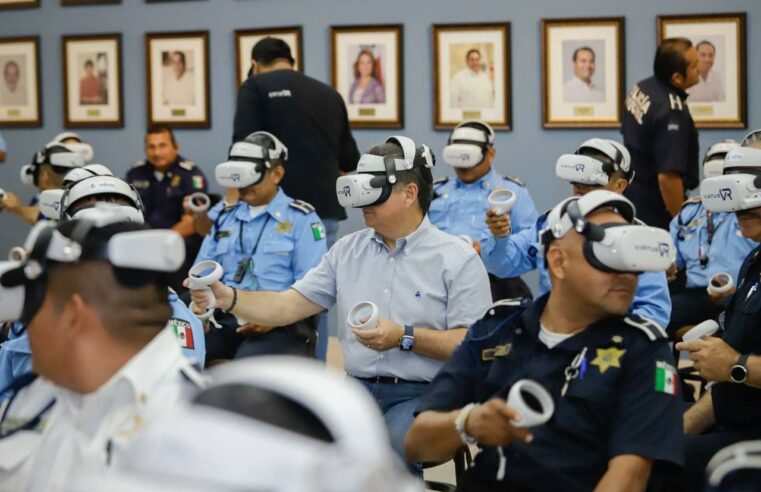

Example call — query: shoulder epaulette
[681,196,702,209]
[179,160,196,171]
[433,176,449,187]
[504,175,526,187]
[481,298,531,319]
[290,199,315,215]
[469,298,529,339]
[131,160,147,168]
[623,315,668,341]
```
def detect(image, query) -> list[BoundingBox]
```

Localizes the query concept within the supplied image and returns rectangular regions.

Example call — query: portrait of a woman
[348,49,385,104]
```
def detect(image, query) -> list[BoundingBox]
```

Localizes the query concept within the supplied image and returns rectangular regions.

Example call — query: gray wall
[0,0,758,263]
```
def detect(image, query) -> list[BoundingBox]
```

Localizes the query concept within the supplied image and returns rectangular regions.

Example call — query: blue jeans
[355,378,427,475]
[315,218,340,361]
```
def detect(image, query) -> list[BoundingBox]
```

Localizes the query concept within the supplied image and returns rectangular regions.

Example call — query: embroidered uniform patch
[192,176,204,189]
[655,361,678,395]
[172,319,195,349]
[311,222,325,241]
[591,347,626,374]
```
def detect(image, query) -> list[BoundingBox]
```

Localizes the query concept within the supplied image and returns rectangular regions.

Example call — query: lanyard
[0,373,56,439]
[239,215,271,257]
[699,212,729,268]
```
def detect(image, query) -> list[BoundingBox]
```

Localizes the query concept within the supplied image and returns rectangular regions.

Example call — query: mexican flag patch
[192,176,204,190]
[171,319,195,349]
[311,222,325,241]
[654,361,678,395]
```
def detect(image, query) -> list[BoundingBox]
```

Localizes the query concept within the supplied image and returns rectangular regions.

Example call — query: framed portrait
[0,36,41,127]
[145,31,210,128]
[62,34,123,128]
[234,26,303,86]
[433,23,511,130]
[61,0,120,5]
[541,17,625,128]
[331,24,403,128]
[658,13,746,128]
[0,0,38,9]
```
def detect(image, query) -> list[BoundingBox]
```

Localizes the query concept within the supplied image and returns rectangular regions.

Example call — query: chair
[422,446,472,492]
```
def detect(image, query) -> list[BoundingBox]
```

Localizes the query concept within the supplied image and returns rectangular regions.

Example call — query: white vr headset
[215,131,288,189]
[540,190,675,274]
[39,165,120,220]
[0,218,184,323]
[703,140,740,179]
[442,121,495,168]
[20,143,86,187]
[60,175,144,222]
[52,131,94,163]
[336,136,435,208]
[741,129,761,148]
[701,147,761,212]
[555,138,632,186]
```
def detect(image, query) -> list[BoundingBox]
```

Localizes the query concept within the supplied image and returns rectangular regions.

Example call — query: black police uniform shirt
[233,69,360,221]
[622,76,699,228]
[712,244,761,431]
[126,156,207,229]
[416,296,684,492]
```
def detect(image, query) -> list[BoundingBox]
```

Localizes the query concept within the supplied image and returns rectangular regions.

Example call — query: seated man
[192,131,327,360]
[481,138,672,329]
[667,140,756,337]
[430,120,538,299]
[188,136,491,467]
[0,217,204,490]
[677,145,761,491]
[406,190,684,491]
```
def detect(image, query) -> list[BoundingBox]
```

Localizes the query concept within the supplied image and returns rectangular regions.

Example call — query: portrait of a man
[688,40,726,102]
[162,50,195,106]
[79,57,105,105]
[563,45,605,103]
[449,47,494,109]
[0,58,27,107]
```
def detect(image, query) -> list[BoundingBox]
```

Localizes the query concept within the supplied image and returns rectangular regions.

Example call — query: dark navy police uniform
[622,76,699,230]
[416,296,684,492]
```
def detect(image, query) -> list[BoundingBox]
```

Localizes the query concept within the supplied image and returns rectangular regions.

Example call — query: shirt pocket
[254,240,295,288]
[553,377,615,442]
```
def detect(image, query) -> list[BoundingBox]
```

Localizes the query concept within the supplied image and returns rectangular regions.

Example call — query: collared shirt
[416,295,683,492]
[0,132,6,152]
[481,213,672,329]
[670,200,756,288]
[450,68,494,109]
[563,76,605,103]
[0,82,26,107]
[0,327,203,491]
[161,70,195,106]
[688,70,725,102]
[429,168,538,241]
[195,188,326,292]
[292,216,492,381]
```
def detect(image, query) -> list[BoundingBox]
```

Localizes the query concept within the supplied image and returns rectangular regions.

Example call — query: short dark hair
[465,49,481,61]
[145,125,177,146]
[251,37,295,66]
[84,60,94,69]
[171,51,186,68]
[367,142,433,214]
[696,40,716,53]
[572,46,595,62]
[242,132,284,168]
[654,37,693,83]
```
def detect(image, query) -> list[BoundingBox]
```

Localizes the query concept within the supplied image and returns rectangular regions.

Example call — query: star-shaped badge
[591,347,626,374]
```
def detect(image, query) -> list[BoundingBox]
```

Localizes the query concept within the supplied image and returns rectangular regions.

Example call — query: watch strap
[405,324,414,337]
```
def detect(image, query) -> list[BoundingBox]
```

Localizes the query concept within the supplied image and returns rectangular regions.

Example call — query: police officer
[126,126,208,292]
[193,131,327,360]
[622,37,700,230]
[430,120,538,299]
[406,190,683,492]
[482,138,672,329]
[667,141,756,337]
[677,145,761,491]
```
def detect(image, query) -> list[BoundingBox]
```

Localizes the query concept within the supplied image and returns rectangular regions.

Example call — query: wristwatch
[730,354,749,384]
[454,403,479,445]
[399,324,415,351]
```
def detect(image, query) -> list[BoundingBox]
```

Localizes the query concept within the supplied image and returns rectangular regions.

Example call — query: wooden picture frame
[330,24,403,129]
[541,17,625,128]
[145,31,210,128]
[0,35,42,127]
[433,23,511,130]
[62,33,123,128]
[0,0,39,9]
[658,12,747,129]
[234,26,303,87]
[61,0,120,5]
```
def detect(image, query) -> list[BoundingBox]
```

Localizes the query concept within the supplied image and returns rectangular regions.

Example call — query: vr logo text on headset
[215,131,288,190]
[701,147,761,213]
[554,138,633,195]
[441,120,494,169]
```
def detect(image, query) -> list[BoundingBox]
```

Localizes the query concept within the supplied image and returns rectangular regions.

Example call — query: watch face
[731,365,747,383]
[400,336,414,351]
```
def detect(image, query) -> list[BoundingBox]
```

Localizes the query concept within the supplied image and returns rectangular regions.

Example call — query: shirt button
[389,257,394,262]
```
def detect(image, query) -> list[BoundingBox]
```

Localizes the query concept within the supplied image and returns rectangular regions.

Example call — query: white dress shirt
[562,76,605,103]
[449,68,495,109]
[0,327,204,492]
[688,70,726,102]
[162,69,195,106]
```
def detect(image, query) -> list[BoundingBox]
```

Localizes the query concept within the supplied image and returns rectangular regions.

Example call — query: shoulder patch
[623,315,667,341]
[131,160,147,169]
[179,160,195,171]
[481,298,531,319]
[680,196,702,209]
[504,175,526,187]
[290,199,315,215]
[433,176,450,187]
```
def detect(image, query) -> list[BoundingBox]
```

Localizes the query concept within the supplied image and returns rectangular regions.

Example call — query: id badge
[234,258,251,283]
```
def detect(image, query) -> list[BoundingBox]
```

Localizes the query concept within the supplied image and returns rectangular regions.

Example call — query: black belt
[353,375,429,385]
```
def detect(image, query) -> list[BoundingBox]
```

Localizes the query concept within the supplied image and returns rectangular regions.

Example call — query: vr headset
[39,165,119,221]
[0,218,184,324]
[555,138,632,186]
[20,143,86,187]
[52,132,94,163]
[336,136,435,208]
[442,121,494,168]
[215,131,288,189]
[703,140,739,179]
[701,147,761,213]
[540,190,675,274]
[60,175,144,222]
[741,129,761,148]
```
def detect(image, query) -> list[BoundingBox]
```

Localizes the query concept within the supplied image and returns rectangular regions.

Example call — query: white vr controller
[682,319,720,342]
[7,247,25,262]
[347,301,379,330]
[187,192,211,214]
[488,189,516,216]
[188,260,223,321]
[707,272,733,295]
[507,379,555,428]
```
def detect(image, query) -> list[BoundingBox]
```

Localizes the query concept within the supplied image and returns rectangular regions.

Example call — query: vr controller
[8,247,25,262]
[187,261,224,321]
[682,319,720,342]
[0,261,24,322]
[347,301,379,330]
[187,192,211,214]
[488,189,516,216]
[707,272,733,295]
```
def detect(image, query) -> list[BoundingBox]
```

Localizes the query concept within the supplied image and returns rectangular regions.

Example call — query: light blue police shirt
[481,213,672,329]
[292,215,492,381]
[670,200,757,288]
[0,132,6,153]
[195,188,327,292]
[429,168,538,240]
